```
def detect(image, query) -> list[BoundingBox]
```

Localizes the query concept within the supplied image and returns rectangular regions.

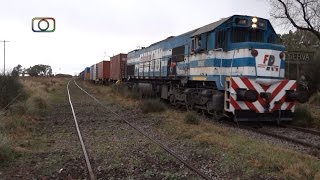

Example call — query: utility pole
[1,40,10,75]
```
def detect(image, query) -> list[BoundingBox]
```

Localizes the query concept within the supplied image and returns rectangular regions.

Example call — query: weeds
[111,84,140,100]
[140,99,166,113]
[310,93,320,106]
[293,105,313,127]
[9,101,27,115]
[0,75,24,108]
[25,95,48,116]
[0,133,16,166]
[184,111,200,125]
[5,117,30,131]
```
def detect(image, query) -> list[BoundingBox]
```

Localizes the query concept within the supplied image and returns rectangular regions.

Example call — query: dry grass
[156,110,320,179]
[81,81,139,108]
[0,77,69,166]
[293,92,320,129]
[140,99,166,113]
[184,111,200,125]
[0,133,16,165]
[77,81,320,178]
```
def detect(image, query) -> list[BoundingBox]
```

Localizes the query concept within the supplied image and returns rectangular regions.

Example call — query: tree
[26,64,53,77]
[270,0,320,41]
[11,64,22,77]
[280,29,320,50]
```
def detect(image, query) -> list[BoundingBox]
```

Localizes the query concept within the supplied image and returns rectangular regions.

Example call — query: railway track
[239,124,320,151]
[175,104,320,152]
[67,80,212,180]
[284,125,320,136]
[67,80,95,180]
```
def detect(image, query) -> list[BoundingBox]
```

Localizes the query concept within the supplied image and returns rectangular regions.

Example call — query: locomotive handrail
[230,49,236,77]
[212,48,224,88]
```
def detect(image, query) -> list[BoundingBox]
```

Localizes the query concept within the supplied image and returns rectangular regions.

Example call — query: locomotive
[82,15,307,122]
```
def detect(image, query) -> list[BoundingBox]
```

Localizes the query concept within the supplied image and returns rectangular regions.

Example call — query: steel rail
[236,124,320,150]
[67,80,95,180]
[284,125,320,137]
[73,80,212,180]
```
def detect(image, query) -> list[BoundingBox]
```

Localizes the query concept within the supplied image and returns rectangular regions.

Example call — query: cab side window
[215,30,227,50]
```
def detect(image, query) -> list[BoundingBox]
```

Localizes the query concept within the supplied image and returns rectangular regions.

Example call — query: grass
[184,111,200,125]
[0,75,24,108]
[75,81,320,178]
[292,92,320,129]
[111,83,140,100]
[293,105,314,127]
[310,92,320,106]
[0,133,16,166]
[86,81,320,179]
[157,110,320,179]
[140,99,167,113]
[0,77,69,167]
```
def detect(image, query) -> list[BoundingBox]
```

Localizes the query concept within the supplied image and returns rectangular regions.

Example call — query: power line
[0,40,10,75]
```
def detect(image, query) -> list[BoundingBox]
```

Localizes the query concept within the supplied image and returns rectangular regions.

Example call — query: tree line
[11,64,53,77]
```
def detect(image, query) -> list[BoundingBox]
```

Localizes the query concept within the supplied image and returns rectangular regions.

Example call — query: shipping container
[97,61,111,82]
[90,64,98,81]
[110,53,127,81]
[84,67,90,80]
[79,70,85,80]
[90,65,94,80]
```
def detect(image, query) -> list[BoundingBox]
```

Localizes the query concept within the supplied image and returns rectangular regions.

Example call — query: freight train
[79,15,308,122]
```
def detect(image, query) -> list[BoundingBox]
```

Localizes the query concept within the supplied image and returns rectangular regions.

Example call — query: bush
[0,133,16,165]
[293,106,313,127]
[9,102,27,115]
[112,84,140,100]
[140,99,166,113]
[0,75,24,108]
[26,95,48,115]
[5,117,29,131]
[307,49,320,92]
[310,93,320,106]
[184,111,200,125]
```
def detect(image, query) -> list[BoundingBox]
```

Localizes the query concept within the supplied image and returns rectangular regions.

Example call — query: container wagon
[110,53,127,81]
[97,60,111,84]
[79,70,85,80]
[84,67,90,80]
[90,64,98,82]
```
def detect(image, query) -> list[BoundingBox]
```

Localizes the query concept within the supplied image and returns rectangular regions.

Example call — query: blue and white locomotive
[126,15,306,121]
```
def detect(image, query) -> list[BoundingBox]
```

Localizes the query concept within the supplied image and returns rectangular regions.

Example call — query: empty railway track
[240,124,320,150]
[67,80,212,179]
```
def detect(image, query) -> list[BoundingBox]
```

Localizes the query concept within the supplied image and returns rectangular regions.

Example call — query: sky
[0,0,279,75]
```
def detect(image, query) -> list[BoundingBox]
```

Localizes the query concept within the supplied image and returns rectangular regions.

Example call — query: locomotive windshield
[230,27,279,44]
[229,16,281,44]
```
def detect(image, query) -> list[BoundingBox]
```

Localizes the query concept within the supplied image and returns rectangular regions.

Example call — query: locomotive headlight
[251,49,258,57]
[236,88,259,102]
[279,52,285,59]
[252,17,258,29]
[252,17,258,23]
[286,90,310,103]
[252,23,257,29]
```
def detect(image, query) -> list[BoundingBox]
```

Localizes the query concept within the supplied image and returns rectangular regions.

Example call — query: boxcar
[110,53,127,81]
[97,60,111,83]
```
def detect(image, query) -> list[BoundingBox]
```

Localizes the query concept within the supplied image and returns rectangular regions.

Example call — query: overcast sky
[0,0,281,75]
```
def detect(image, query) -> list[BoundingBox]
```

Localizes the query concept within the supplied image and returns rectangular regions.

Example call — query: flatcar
[125,15,307,122]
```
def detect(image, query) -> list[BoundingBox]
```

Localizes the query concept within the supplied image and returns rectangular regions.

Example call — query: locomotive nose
[254,49,284,86]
